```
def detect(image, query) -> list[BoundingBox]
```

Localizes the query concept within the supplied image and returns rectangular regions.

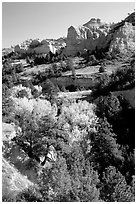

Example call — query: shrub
[14,63,24,73]
[100,166,135,202]
[88,118,124,172]
[57,100,98,144]
[95,92,121,120]
[41,79,59,101]
[99,64,106,73]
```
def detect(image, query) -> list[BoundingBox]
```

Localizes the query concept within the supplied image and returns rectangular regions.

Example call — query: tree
[41,79,59,101]
[99,62,106,73]
[87,118,124,172]
[14,63,24,73]
[67,57,76,78]
[57,100,98,144]
[37,144,100,202]
[95,92,121,120]
[2,85,15,123]
[100,166,135,202]
[12,110,58,163]
[65,144,100,202]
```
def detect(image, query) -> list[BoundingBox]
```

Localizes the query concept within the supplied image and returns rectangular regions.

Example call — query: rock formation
[13,12,135,57]
[14,38,66,55]
[64,12,135,56]
[109,22,135,54]
[63,18,110,56]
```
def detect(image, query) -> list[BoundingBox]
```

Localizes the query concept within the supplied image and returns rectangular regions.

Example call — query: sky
[2,1,135,48]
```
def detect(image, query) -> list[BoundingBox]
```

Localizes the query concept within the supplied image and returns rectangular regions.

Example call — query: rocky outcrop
[109,22,135,54]
[64,19,110,56]
[13,12,135,57]
[14,38,66,55]
[64,12,135,56]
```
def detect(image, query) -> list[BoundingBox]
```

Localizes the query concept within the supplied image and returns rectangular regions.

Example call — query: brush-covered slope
[2,157,34,201]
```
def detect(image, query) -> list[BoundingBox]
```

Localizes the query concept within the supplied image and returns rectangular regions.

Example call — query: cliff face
[64,19,110,56]
[109,22,135,54]
[13,12,135,57]
[64,12,135,56]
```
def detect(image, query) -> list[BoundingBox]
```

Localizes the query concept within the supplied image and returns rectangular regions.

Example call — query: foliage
[93,66,135,97]
[2,85,15,123]
[2,50,135,202]
[120,145,135,183]
[95,92,121,120]
[95,92,135,150]
[15,187,42,202]
[41,79,59,101]
[14,63,24,73]
[12,112,55,163]
[2,60,21,88]
[10,84,32,99]
[36,144,100,202]
[100,166,135,202]
[57,100,98,144]
[87,118,124,173]
[99,65,106,73]
[66,57,76,78]
[64,144,100,202]
[110,66,135,90]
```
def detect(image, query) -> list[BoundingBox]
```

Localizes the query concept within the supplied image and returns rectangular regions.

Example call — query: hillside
[2,11,135,202]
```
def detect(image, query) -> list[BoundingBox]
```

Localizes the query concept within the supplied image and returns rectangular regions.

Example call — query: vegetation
[2,37,135,202]
[92,65,135,97]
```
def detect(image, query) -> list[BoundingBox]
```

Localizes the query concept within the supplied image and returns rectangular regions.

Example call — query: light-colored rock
[2,123,16,142]
[64,19,110,56]
[109,22,135,54]
[13,12,135,57]
[14,38,66,55]
[64,13,135,56]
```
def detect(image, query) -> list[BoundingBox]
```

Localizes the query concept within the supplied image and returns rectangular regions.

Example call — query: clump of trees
[92,65,135,97]
[2,92,135,201]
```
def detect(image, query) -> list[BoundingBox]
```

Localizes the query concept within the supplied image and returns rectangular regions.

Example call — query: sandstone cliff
[13,12,135,57]
[64,12,135,56]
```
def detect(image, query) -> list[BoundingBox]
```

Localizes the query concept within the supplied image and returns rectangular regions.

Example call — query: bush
[95,92,121,120]
[2,85,15,123]
[14,63,24,73]
[41,79,59,101]
[100,166,135,202]
[99,65,106,73]
[88,118,124,172]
